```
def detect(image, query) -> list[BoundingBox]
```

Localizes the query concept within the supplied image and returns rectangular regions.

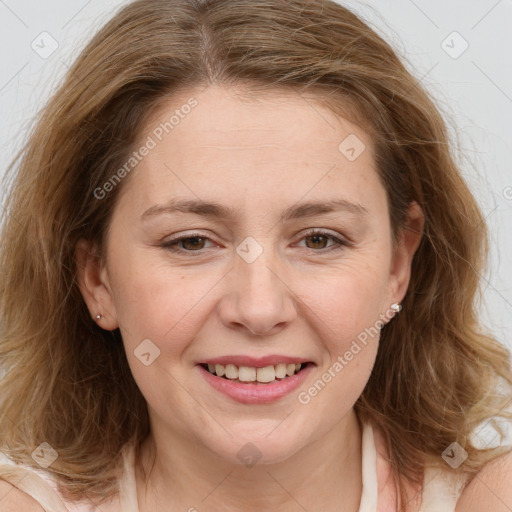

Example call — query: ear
[387,201,424,305]
[75,239,119,331]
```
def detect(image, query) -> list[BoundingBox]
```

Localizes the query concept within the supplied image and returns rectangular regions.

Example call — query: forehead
[116,84,383,218]
[138,85,374,166]
[147,84,369,144]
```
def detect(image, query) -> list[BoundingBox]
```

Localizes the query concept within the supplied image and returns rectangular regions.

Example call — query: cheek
[294,258,388,395]
[299,256,390,333]
[111,241,390,352]
[109,250,207,345]
[294,273,384,415]
[109,255,213,429]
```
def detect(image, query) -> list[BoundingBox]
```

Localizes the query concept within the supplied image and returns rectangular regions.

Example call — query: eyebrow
[141,198,368,223]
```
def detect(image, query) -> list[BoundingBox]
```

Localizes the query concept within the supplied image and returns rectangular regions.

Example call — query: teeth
[256,365,275,383]
[286,363,296,376]
[275,363,287,379]
[205,362,304,383]
[238,366,256,382]
[225,364,238,379]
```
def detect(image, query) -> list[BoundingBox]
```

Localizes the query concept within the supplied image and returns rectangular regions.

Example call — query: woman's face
[78,84,422,465]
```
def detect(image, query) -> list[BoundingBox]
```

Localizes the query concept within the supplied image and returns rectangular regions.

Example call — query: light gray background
[1,0,511,353]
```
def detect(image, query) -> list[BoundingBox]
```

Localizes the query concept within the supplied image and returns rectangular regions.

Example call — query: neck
[136,409,364,512]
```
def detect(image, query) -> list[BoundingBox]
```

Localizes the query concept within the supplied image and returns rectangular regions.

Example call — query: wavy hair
[1,0,511,508]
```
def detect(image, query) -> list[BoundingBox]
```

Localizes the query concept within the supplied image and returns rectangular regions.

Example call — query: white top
[0,421,474,511]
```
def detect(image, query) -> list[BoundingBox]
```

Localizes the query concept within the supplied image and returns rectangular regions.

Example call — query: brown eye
[178,236,207,251]
[161,230,349,256]
[304,234,330,250]
[298,230,348,252]
[161,233,215,255]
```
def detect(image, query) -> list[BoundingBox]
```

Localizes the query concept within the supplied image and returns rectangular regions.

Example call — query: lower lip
[197,364,314,404]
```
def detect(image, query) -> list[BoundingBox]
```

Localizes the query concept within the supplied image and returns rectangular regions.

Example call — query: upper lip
[199,355,313,367]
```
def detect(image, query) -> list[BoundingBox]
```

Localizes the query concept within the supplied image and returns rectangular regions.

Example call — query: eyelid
[299,227,351,244]
[161,231,217,250]
[160,228,352,255]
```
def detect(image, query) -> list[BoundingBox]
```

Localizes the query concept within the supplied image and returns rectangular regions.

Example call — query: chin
[205,431,305,468]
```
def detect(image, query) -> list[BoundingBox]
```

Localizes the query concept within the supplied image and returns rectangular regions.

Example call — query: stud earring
[390,303,402,313]
[96,314,102,321]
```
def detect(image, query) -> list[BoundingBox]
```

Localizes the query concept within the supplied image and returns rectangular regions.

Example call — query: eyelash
[160,229,350,255]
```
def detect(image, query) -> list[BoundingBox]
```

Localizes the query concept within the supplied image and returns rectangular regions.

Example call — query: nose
[218,250,297,337]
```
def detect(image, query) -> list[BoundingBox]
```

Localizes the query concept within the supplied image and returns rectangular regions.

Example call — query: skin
[76,84,424,511]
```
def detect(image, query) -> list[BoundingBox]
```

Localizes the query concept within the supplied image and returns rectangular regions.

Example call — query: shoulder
[455,449,512,511]
[0,479,45,511]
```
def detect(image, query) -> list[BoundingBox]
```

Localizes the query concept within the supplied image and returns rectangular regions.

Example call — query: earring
[391,303,402,313]
[96,314,102,321]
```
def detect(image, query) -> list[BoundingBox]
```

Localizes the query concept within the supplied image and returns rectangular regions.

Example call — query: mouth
[199,361,311,384]
[196,360,315,404]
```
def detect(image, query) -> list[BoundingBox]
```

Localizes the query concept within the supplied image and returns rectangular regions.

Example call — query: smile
[196,361,314,404]
[202,362,305,383]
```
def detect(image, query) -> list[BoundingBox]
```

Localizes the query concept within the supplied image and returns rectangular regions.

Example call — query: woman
[0,0,511,510]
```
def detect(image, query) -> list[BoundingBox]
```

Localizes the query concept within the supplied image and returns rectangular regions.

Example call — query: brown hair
[1,0,511,508]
